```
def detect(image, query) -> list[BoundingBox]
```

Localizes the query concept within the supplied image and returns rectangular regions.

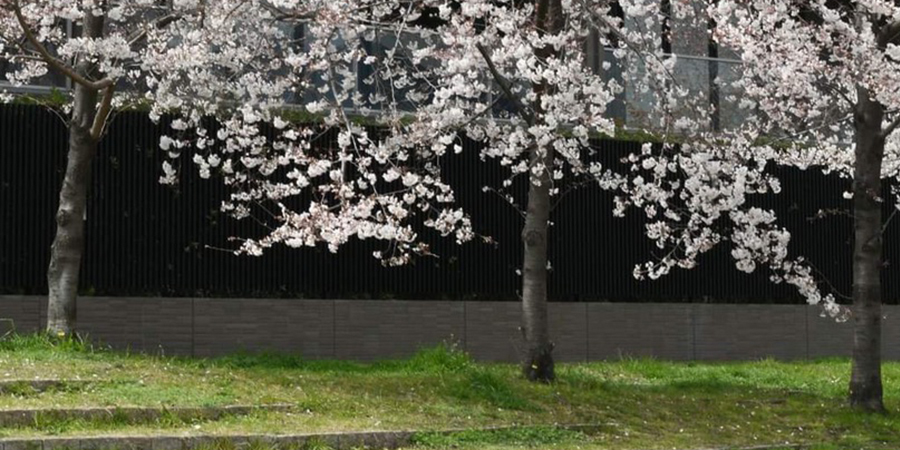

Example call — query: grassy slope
[0,334,898,449]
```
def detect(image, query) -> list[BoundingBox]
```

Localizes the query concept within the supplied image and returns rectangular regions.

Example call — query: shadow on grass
[445,369,540,412]
[212,342,473,375]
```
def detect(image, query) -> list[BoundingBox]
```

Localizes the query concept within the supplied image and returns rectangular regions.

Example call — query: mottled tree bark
[46,12,105,335]
[848,86,885,412]
[521,143,555,382]
[520,0,564,382]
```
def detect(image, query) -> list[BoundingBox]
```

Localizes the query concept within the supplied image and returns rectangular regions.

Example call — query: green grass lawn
[1,334,899,449]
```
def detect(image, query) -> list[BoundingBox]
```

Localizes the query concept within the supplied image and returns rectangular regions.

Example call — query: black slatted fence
[1,103,895,303]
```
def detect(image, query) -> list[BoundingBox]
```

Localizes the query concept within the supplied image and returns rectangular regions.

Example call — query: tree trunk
[46,13,104,336]
[520,0,564,382]
[521,144,555,382]
[849,86,885,412]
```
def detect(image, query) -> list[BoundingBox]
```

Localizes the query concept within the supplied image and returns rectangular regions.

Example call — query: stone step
[0,425,806,450]
[0,404,294,428]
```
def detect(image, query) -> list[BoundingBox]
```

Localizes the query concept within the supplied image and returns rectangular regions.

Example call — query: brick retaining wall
[2,296,897,361]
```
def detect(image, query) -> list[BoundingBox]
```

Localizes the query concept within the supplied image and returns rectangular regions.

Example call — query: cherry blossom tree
[0,0,200,334]
[146,0,700,381]
[711,0,900,413]
[150,0,844,384]
[614,0,899,411]
[700,0,900,413]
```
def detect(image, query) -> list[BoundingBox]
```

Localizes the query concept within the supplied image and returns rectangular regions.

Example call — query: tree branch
[475,43,535,126]
[11,0,112,91]
[90,85,115,140]
[878,21,900,48]
[127,14,182,46]
[881,114,900,138]
[458,96,502,130]
[816,79,855,110]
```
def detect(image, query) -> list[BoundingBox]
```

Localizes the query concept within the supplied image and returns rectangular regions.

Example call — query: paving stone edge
[0,425,808,450]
